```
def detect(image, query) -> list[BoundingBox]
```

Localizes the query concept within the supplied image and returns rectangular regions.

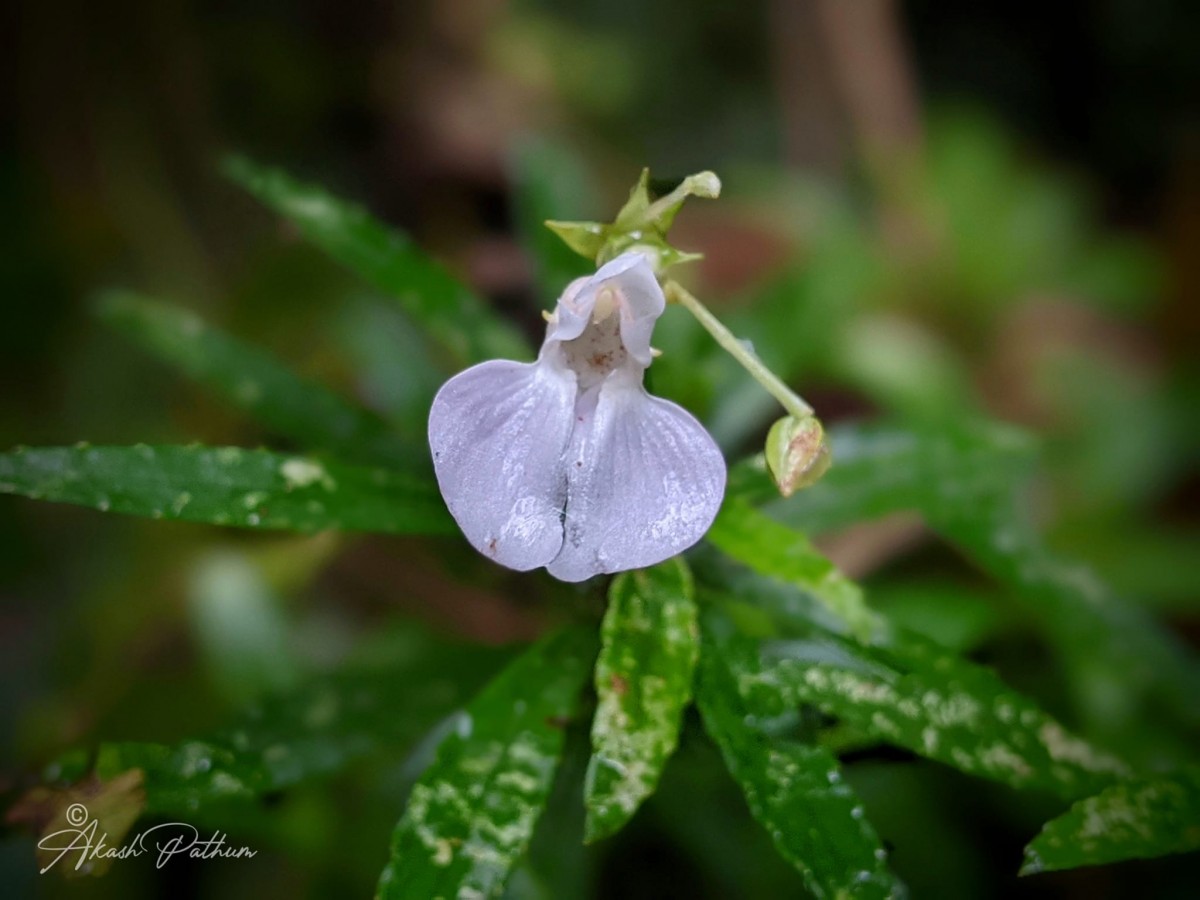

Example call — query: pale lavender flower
[428,252,726,582]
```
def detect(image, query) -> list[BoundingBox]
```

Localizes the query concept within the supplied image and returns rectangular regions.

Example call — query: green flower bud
[765,415,831,497]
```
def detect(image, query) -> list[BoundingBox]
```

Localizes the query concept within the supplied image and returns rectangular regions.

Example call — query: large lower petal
[548,383,726,582]
[428,359,575,570]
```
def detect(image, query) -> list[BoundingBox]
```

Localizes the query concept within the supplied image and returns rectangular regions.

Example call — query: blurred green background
[1,0,1197,897]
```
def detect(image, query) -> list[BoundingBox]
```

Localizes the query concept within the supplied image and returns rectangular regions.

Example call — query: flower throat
[558,286,630,392]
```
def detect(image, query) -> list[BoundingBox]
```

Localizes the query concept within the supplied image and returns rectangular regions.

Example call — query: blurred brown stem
[814,0,923,168]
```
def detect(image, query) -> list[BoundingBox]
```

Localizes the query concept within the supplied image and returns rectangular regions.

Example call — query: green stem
[665,280,814,419]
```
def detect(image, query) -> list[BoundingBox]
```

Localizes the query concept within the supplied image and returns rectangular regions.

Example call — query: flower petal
[428,359,575,570]
[547,382,726,582]
[546,253,664,365]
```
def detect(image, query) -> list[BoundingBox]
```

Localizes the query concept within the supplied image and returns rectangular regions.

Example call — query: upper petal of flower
[428,359,575,570]
[546,379,727,583]
[544,252,665,366]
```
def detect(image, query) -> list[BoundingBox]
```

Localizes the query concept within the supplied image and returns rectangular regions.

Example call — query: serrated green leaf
[224,155,530,365]
[730,421,1200,740]
[585,559,699,842]
[84,629,508,817]
[0,445,452,535]
[378,627,595,900]
[706,499,881,643]
[706,599,1127,799]
[696,621,905,900]
[509,137,595,299]
[98,291,415,466]
[1022,768,1200,874]
[702,505,1108,794]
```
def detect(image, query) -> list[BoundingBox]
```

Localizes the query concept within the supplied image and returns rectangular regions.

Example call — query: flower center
[559,286,630,391]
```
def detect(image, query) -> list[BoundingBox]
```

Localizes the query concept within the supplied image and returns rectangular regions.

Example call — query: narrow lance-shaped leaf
[98,291,417,466]
[696,614,905,900]
[714,606,1128,799]
[729,421,1200,737]
[378,627,595,900]
[704,500,1130,796]
[0,445,453,535]
[1022,768,1200,875]
[585,558,699,843]
[224,155,530,366]
[706,499,881,643]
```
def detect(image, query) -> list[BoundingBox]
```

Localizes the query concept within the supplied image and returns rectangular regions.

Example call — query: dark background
[1,1,1197,897]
